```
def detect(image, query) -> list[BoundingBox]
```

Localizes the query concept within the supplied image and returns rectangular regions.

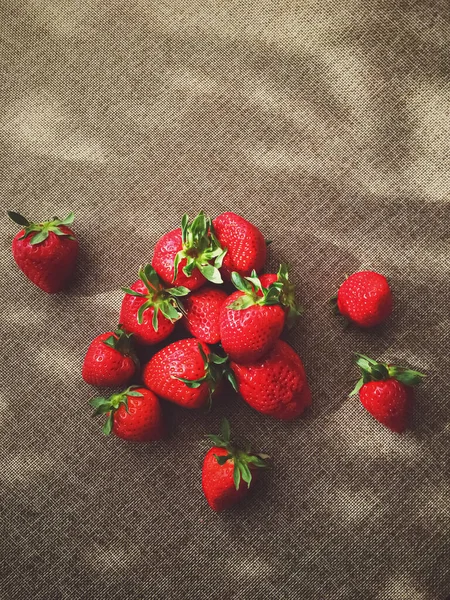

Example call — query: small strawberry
[89,386,164,442]
[350,354,425,433]
[260,264,303,328]
[220,271,286,363]
[202,418,269,512]
[82,326,138,387]
[212,212,266,281]
[152,211,227,290]
[334,271,393,327]
[8,211,78,293]
[231,340,311,420]
[120,264,189,345]
[182,286,228,344]
[143,339,235,409]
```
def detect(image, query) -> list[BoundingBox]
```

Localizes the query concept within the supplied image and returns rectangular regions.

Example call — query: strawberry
[335,271,393,327]
[120,264,189,345]
[220,271,286,363]
[350,354,425,432]
[8,211,78,293]
[182,286,228,344]
[260,264,303,329]
[152,211,227,290]
[82,326,138,387]
[231,340,311,420]
[143,339,235,409]
[89,386,164,442]
[212,212,266,281]
[202,419,269,512]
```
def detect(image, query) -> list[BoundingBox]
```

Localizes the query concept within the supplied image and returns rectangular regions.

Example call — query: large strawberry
[212,212,266,281]
[120,264,189,345]
[260,264,303,329]
[152,211,227,290]
[350,354,425,432]
[89,386,164,442]
[202,419,268,512]
[334,271,393,327]
[231,340,311,420]
[220,271,286,363]
[143,339,235,409]
[82,326,138,387]
[182,286,228,344]
[8,211,78,293]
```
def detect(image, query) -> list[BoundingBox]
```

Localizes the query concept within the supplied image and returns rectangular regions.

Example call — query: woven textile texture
[1,1,449,599]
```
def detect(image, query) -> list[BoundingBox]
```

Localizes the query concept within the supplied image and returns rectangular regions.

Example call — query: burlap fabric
[1,1,449,599]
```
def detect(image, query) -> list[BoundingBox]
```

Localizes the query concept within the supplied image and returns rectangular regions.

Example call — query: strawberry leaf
[29,229,49,245]
[206,434,227,447]
[233,463,241,490]
[174,376,203,388]
[220,418,231,442]
[102,413,114,436]
[214,454,232,466]
[198,263,223,284]
[58,212,75,225]
[7,211,30,226]
[167,286,190,296]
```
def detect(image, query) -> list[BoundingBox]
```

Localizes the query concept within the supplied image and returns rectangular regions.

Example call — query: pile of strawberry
[8,210,425,512]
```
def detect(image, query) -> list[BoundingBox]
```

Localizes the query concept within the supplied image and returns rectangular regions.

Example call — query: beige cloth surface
[0,1,449,599]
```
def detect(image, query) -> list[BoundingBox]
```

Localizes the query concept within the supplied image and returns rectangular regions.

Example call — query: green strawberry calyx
[175,343,238,407]
[206,418,269,490]
[103,325,140,369]
[227,270,283,310]
[272,263,303,328]
[173,211,227,285]
[350,353,426,396]
[89,386,143,436]
[7,211,76,245]
[122,264,190,332]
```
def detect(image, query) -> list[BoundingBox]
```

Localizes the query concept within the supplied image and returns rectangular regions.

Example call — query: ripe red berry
[152,211,227,290]
[82,327,137,387]
[90,386,165,442]
[120,264,189,345]
[183,286,228,344]
[336,271,393,327]
[8,211,78,293]
[350,354,425,432]
[202,419,268,512]
[220,271,286,363]
[231,340,311,420]
[213,212,266,281]
[143,339,235,409]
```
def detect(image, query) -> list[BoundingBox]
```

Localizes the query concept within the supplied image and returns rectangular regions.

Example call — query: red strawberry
[335,271,393,327]
[260,264,303,329]
[202,419,268,512]
[350,354,425,432]
[8,211,78,293]
[82,326,138,387]
[120,264,189,345]
[152,211,227,290]
[213,212,266,281]
[231,340,311,420]
[90,386,164,442]
[220,271,286,363]
[182,286,228,344]
[143,339,234,409]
